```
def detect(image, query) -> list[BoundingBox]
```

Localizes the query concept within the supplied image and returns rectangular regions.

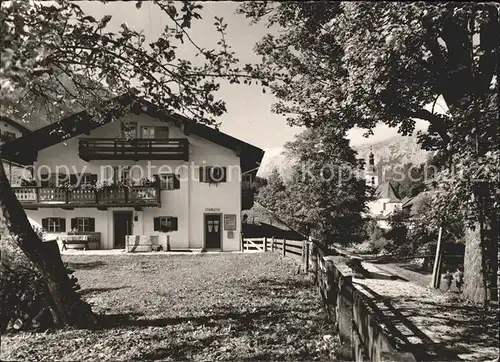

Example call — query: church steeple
[365,148,378,187]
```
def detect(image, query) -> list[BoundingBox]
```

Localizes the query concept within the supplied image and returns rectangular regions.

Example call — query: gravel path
[354,262,499,361]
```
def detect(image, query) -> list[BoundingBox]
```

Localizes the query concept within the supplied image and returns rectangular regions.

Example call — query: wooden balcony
[78,138,189,161]
[13,186,161,209]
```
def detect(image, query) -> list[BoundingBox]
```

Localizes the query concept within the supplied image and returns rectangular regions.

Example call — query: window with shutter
[122,122,137,139]
[154,216,178,232]
[206,166,226,183]
[159,174,174,190]
[159,173,179,190]
[45,217,64,232]
[73,217,94,232]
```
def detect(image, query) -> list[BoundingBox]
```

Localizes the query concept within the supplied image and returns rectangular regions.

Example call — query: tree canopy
[1,0,246,126]
[257,124,368,246]
[240,1,499,303]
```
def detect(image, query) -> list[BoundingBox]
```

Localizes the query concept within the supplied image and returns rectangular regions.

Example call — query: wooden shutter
[40,174,49,187]
[199,167,207,182]
[60,218,66,232]
[58,173,67,185]
[152,174,160,187]
[71,218,77,230]
[89,218,95,232]
[153,217,160,231]
[173,174,180,189]
[90,174,98,184]
[171,217,178,231]
[42,218,48,230]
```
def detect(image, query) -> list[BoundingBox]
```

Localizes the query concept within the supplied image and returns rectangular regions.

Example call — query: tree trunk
[0,158,97,328]
[462,223,487,303]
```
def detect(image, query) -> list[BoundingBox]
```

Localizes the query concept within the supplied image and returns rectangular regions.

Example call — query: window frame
[199,166,227,184]
[159,173,174,190]
[154,126,169,140]
[141,126,155,139]
[153,216,178,232]
[45,217,65,232]
[158,173,179,190]
[71,217,95,232]
[242,174,253,190]
[77,218,90,232]
[121,121,138,139]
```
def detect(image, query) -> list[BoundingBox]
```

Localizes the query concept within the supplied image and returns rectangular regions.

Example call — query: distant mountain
[257,133,431,180]
[354,133,431,169]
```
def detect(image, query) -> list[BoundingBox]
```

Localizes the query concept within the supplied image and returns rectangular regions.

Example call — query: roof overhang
[0,95,264,171]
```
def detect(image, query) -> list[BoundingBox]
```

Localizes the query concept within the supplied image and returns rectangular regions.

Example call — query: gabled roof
[0,115,31,135]
[374,181,401,202]
[0,95,264,170]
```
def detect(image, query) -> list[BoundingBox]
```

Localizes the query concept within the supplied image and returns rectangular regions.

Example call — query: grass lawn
[1,253,337,361]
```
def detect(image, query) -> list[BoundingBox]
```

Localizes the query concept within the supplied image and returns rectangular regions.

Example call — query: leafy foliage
[1,0,247,126]
[257,125,368,246]
[240,1,499,302]
[0,235,81,332]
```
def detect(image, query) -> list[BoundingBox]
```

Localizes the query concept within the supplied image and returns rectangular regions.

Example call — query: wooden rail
[79,138,189,161]
[242,236,417,362]
[12,186,161,208]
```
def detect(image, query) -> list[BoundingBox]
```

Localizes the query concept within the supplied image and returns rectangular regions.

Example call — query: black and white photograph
[0,1,499,361]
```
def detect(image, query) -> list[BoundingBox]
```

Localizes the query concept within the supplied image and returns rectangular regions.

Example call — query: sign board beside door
[224,214,237,230]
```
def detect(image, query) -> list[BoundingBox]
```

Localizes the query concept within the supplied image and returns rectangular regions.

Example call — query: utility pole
[431,227,444,289]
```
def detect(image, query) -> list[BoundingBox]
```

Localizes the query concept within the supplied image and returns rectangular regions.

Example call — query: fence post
[263,237,267,252]
[283,239,286,257]
[271,236,275,252]
[337,274,353,360]
[305,242,310,273]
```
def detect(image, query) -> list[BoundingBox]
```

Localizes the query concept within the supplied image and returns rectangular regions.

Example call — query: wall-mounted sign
[224,214,237,231]
[227,231,234,239]
[205,207,220,212]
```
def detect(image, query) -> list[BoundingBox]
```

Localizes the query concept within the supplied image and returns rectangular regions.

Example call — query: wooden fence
[242,236,417,362]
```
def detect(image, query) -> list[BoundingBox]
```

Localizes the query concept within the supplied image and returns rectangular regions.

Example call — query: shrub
[0,234,81,332]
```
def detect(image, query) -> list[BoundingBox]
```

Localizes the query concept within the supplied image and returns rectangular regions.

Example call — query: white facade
[23,113,254,251]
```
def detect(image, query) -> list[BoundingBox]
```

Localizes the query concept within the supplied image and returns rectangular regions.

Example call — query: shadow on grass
[97,305,321,360]
[79,286,129,296]
[95,276,327,360]
[65,261,107,270]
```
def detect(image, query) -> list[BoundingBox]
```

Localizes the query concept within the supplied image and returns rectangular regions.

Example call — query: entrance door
[205,214,221,249]
[114,212,133,248]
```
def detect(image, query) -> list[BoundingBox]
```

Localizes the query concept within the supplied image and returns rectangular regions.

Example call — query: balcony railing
[78,138,189,161]
[13,186,161,208]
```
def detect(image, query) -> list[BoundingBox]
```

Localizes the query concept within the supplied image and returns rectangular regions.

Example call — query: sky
[78,1,430,154]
